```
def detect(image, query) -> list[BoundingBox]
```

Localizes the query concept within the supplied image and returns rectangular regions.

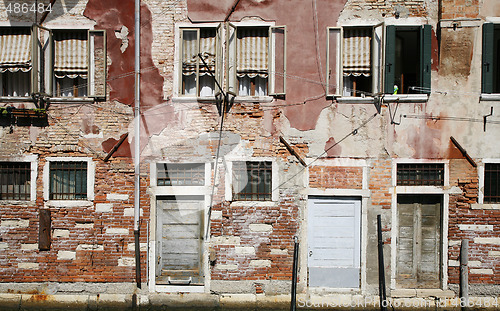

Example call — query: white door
[307,197,361,288]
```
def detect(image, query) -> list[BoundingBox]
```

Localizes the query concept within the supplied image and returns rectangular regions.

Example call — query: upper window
[226,25,286,97]
[482,23,500,94]
[232,161,272,201]
[384,25,432,95]
[397,163,444,186]
[327,25,383,97]
[157,163,205,186]
[0,27,31,97]
[177,23,286,98]
[52,30,107,98]
[0,162,31,200]
[49,161,88,200]
[484,163,500,203]
[53,30,88,97]
[180,27,219,97]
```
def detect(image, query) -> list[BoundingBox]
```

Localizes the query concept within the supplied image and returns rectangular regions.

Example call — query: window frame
[326,23,383,99]
[0,26,34,100]
[226,21,286,99]
[175,23,222,99]
[478,160,500,204]
[51,29,107,99]
[383,24,432,96]
[225,158,278,202]
[0,155,37,202]
[177,26,222,98]
[43,157,95,204]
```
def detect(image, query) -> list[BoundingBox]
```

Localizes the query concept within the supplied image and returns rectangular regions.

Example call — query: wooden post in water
[290,237,299,311]
[377,215,388,311]
[460,239,469,311]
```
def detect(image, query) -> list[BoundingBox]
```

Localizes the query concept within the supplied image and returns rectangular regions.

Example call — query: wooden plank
[38,209,51,250]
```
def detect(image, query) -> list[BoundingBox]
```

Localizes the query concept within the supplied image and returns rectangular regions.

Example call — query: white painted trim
[43,157,95,202]
[0,22,33,27]
[306,188,370,198]
[384,18,429,26]
[485,17,500,23]
[0,155,37,202]
[149,186,210,196]
[478,159,500,204]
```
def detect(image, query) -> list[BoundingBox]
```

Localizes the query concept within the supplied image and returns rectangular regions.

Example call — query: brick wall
[309,166,363,189]
[440,0,480,19]
[448,159,499,285]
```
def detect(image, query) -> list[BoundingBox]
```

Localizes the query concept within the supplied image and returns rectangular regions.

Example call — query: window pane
[485,163,500,203]
[0,162,30,200]
[233,161,272,201]
[397,163,444,186]
[157,163,205,186]
[49,161,87,200]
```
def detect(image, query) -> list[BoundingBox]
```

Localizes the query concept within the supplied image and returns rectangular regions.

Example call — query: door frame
[390,159,450,291]
[148,162,212,293]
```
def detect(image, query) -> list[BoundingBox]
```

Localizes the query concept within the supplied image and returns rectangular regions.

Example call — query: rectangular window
[327,25,383,97]
[236,27,269,96]
[484,163,500,203]
[482,23,500,94]
[0,162,31,200]
[233,161,272,201]
[157,163,205,186]
[0,27,31,97]
[397,163,444,186]
[49,161,87,200]
[180,27,219,97]
[226,24,286,97]
[53,30,88,97]
[385,25,431,94]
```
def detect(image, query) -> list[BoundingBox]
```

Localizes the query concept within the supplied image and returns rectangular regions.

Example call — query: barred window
[484,163,500,203]
[49,161,87,200]
[233,161,272,201]
[0,162,30,200]
[397,163,444,186]
[157,163,205,186]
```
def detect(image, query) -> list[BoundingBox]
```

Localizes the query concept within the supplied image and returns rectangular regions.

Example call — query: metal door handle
[309,250,313,257]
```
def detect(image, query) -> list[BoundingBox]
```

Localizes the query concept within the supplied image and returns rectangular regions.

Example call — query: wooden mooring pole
[290,237,299,311]
[377,215,388,311]
[460,239,469,311]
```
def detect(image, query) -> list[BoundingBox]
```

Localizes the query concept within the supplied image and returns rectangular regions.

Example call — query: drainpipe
[134,0,142,289]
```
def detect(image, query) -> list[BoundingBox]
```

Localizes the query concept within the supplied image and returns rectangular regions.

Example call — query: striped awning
[54,31,88,78]
[343,28,371,77]
[182,29,216,76]
[0,28,31,73]
[237,27,268,78]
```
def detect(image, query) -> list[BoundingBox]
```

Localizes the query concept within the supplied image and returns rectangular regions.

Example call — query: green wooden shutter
[420,25,432,93]
[384,25,396,94]
[482,23,494,94]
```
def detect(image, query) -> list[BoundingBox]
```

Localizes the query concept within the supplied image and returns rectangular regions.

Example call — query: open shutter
[225,22,237,94]
[326,27,342,97]
[372,23,384,95]
[420,25,432,94]
[215,23,223,91]
[269,26,286,96]
[88,30,106,99]
[384,25,395,94]
[31,25,52,96]
[482,23,494,94]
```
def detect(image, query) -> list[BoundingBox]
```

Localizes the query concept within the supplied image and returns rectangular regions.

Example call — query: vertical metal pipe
[460,239,469,311]
[290,237,299,311]
[377,215,387,311]
[134,0,141,289]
